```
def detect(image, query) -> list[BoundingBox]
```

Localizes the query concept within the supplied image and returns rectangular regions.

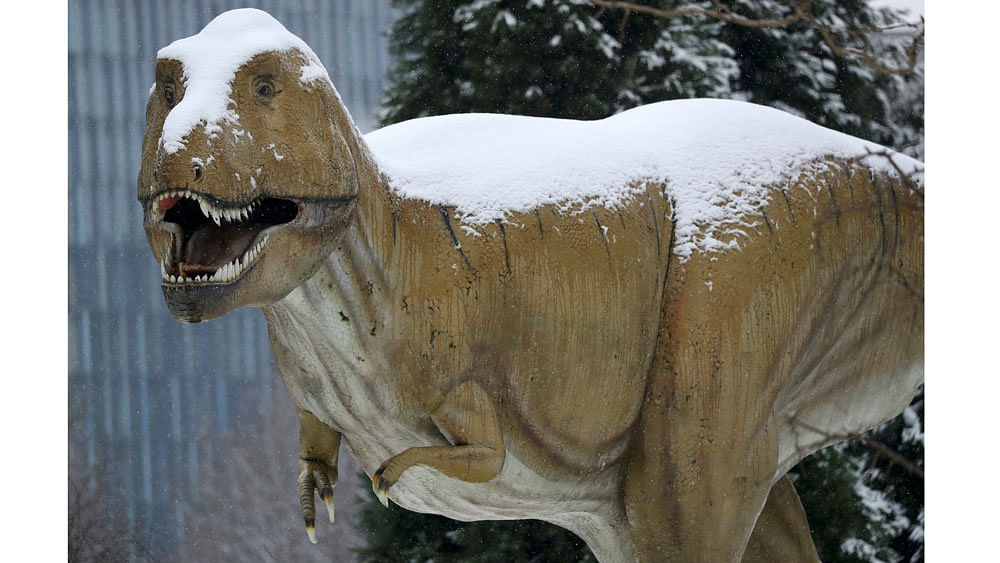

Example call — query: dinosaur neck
[260,127,402,433]
[262,125,397,364]
[350,131,397,278]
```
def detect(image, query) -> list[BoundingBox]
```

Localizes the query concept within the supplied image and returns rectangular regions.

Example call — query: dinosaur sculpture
[138,9,923,562]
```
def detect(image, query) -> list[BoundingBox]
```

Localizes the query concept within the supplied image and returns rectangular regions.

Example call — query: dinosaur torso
[260,101,923,556]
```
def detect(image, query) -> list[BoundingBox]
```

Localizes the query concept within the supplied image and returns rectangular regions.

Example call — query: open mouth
[152,190,299,285]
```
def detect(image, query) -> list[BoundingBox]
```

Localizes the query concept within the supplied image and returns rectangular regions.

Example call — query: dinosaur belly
[264,279,626,519]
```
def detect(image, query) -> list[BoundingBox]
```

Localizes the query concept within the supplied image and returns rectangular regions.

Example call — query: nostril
[192,163,204,183]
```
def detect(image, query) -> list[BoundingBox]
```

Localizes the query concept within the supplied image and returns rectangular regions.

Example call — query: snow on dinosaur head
[137,8,365,323]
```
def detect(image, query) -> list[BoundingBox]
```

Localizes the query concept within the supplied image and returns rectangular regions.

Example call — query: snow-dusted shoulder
[365,99,922,258]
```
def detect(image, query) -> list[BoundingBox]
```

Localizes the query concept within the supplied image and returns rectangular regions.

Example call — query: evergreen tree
[720,0,923,157]
[379,0,922,157]
[380,0,738,124]
[366,1,924,560]
[356,492,595,562]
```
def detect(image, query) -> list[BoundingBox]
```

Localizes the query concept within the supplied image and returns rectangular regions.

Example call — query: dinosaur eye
[163,83,176,107]
[254,77,278,99]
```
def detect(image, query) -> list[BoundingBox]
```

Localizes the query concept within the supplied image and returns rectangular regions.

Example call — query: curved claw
[298,459,338,543]
[305,517,317,544]
[322,490,336,523]
[372,470,390,508]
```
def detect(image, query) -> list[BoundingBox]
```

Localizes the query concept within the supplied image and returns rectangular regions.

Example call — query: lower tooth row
[161,234,269,284]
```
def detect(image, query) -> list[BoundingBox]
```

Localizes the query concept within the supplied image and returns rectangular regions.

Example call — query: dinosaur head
[138,9,360,323]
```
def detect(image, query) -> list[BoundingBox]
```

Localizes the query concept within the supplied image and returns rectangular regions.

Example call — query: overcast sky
[871,0,924,17]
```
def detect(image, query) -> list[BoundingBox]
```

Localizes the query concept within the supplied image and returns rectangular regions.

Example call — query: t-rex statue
[138,9,923,562]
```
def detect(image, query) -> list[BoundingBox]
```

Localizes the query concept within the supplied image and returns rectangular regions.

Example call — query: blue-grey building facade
[68,0,396,553]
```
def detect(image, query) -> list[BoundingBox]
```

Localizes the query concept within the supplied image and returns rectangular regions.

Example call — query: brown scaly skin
[139,45,921,561]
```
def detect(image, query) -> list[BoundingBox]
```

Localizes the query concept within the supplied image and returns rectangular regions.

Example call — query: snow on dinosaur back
[365,99,923,259]
[155,8,333,155]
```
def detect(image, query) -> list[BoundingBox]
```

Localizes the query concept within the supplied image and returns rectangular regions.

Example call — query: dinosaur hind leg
[742,474,820,563]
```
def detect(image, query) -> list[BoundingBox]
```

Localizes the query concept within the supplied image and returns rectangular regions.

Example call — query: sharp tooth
[212,211,221,226]
[198,199,211,218]
[241,208,249,220]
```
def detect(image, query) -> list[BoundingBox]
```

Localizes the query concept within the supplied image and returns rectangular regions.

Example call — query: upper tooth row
[161,234,270,285]
[155,190,258,226]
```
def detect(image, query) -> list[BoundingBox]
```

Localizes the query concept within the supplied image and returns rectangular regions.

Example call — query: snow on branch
[587,0,924,75]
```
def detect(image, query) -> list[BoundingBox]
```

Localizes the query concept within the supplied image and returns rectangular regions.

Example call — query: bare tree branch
[588,0,924,75]
[589,0,811,29]
[789,416,924,479]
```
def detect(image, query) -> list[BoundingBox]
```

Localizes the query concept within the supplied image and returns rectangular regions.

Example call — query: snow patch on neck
[156,8,333,154]
[365,99,923,260]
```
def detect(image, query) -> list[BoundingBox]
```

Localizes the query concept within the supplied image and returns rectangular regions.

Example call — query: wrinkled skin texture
[139,47,922,562]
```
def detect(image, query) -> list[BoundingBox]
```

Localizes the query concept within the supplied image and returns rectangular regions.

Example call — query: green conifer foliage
[355,482,595,562]
[721,0,922,156]
[380,0,738,124]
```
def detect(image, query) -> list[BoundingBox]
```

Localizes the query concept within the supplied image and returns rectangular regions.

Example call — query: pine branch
[588,0,923,75]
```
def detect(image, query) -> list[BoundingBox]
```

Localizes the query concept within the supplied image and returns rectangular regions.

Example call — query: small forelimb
[372,380,506,507]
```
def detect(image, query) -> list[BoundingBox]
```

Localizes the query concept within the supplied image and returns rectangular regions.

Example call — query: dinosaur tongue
[181,223,260,275]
